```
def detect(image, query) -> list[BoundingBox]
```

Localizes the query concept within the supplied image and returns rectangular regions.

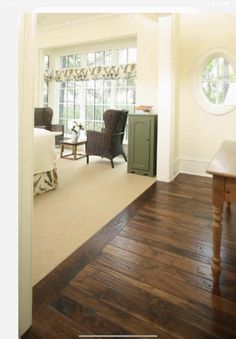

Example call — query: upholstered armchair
[85,109,128,168]
[34,107,64,145]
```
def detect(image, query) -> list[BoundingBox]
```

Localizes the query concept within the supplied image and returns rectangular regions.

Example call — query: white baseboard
[173,157,212,179]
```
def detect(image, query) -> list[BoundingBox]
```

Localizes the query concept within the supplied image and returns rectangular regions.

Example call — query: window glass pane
[127,77,136,86]
[95,88,103,104]
[104,88,112,104]
[95,79,103,88]
[117,49,127,64]
[117,79,127,87]
[43,92,48,104]
[59,104,67,119]
[94,121,102,131]
[104,80,111,87]
[104,105,111,112]
[59,89,66,103]
[95,106,103,120]
[202,56,235,105]
[116,88,126,104]
[67,89,74,103]
[68,55,74,68]
[86,105,94,120]
[67,105,75,119]
[86,121,94,130]
[95,51,103,66]
[74,105,80,119]
[44,55,49,68]
[74,88,82,102]
[87,53,95,66]
[75,54,82,67]
[87,80,94,89]
[86,89,94,104]
[67,81,75,88]
[75,81,82,89]
[128,48,137,63]
[60,56,68,68]
[105,50,112,65]
[127,88,135,104]
[116,105,126,110]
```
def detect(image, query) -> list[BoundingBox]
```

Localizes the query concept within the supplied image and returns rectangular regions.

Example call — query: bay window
[43,47,136,141]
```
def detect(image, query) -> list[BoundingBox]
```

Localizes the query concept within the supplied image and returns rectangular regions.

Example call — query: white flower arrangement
[71,120,84,134]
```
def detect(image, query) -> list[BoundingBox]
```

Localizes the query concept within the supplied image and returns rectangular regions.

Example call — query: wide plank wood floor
[22,174,236,338]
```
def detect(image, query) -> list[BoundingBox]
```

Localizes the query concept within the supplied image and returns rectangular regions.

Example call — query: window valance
[44,63,136,82]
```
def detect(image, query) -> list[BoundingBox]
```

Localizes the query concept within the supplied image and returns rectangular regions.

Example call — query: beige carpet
[32,153,157,285]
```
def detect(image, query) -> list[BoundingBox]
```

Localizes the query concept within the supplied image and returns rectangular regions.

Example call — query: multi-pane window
[43,55,49,107]
[87,50,112,66]
[56,48,136,139]
[115,78,136,111]
[60,54,82,68]
[117,48,136,64]
[59,81,82,135]
[202,56,236,105]
[85,79,112,131]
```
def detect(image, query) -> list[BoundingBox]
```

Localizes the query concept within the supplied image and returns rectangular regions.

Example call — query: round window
[192,48,236,115]
[202,56,235,105]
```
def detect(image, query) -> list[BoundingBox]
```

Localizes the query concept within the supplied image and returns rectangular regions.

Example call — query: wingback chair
[34,107,64,144]
[85,109,128,168]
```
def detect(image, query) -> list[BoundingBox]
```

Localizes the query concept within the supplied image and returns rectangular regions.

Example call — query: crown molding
[37,13,122,31]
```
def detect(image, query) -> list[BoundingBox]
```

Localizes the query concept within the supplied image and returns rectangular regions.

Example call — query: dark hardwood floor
[22,174,236,338]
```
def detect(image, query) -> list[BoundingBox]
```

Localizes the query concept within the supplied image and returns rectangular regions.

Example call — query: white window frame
[192,47,236,115]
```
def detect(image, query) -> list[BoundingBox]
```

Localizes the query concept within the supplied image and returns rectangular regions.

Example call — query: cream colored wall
[172,15,180,178]
[178,13,236,176]
[36,13,159,113]
[19,13,36,336]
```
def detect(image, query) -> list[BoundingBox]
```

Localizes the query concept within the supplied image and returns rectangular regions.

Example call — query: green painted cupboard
[127,113,157,176]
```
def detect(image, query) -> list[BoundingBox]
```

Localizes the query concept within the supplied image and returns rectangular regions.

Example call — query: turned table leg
[211,206,223,282]
[211,175,224,283]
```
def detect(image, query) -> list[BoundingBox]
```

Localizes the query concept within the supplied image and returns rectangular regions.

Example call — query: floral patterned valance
[44,63,136,82]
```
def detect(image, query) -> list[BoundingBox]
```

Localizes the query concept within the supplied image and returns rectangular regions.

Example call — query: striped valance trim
[44,63,136,81]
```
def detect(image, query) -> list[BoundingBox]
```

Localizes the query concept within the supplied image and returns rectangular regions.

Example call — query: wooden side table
[206,140,236,283]
[59,138,87,160]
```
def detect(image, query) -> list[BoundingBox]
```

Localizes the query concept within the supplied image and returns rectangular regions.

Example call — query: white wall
[19,13,36,336]
[177,13,236,176]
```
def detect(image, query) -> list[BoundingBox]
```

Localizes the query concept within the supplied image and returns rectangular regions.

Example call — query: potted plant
[71,120,84,142]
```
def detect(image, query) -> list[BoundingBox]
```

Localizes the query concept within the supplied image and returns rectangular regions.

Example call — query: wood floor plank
[86,261,236,318]
[60,284,173,338]
[22,174,236,338]
[71,264,235,339]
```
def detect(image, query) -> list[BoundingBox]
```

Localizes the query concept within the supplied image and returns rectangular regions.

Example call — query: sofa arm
[51,124,64,145]
[51,124,64,133]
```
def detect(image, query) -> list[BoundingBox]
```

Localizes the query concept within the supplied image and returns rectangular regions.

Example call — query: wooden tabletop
[59,138,87,146]
[206,140,236,178]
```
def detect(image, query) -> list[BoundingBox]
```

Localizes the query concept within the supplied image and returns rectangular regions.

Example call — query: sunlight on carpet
[32,154,157,285]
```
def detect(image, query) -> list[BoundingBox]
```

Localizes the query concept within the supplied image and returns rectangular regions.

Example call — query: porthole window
[202,57,235,105]
[192,48,236,115]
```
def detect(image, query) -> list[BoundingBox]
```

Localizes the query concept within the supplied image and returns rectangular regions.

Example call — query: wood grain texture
[206,140,236,178]
[22,174,236,338]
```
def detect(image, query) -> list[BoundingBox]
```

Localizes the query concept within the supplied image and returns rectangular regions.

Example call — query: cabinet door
[129,118,151,171]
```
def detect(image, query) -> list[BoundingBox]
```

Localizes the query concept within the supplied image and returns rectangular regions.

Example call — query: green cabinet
[128,114,157,176]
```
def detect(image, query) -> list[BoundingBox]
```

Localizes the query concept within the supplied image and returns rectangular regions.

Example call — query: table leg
[211,175,224,283]
[73,145,77,160]
[60,144,64,158]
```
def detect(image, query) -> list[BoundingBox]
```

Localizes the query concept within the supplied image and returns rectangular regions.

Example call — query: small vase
[71,132,79,142]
